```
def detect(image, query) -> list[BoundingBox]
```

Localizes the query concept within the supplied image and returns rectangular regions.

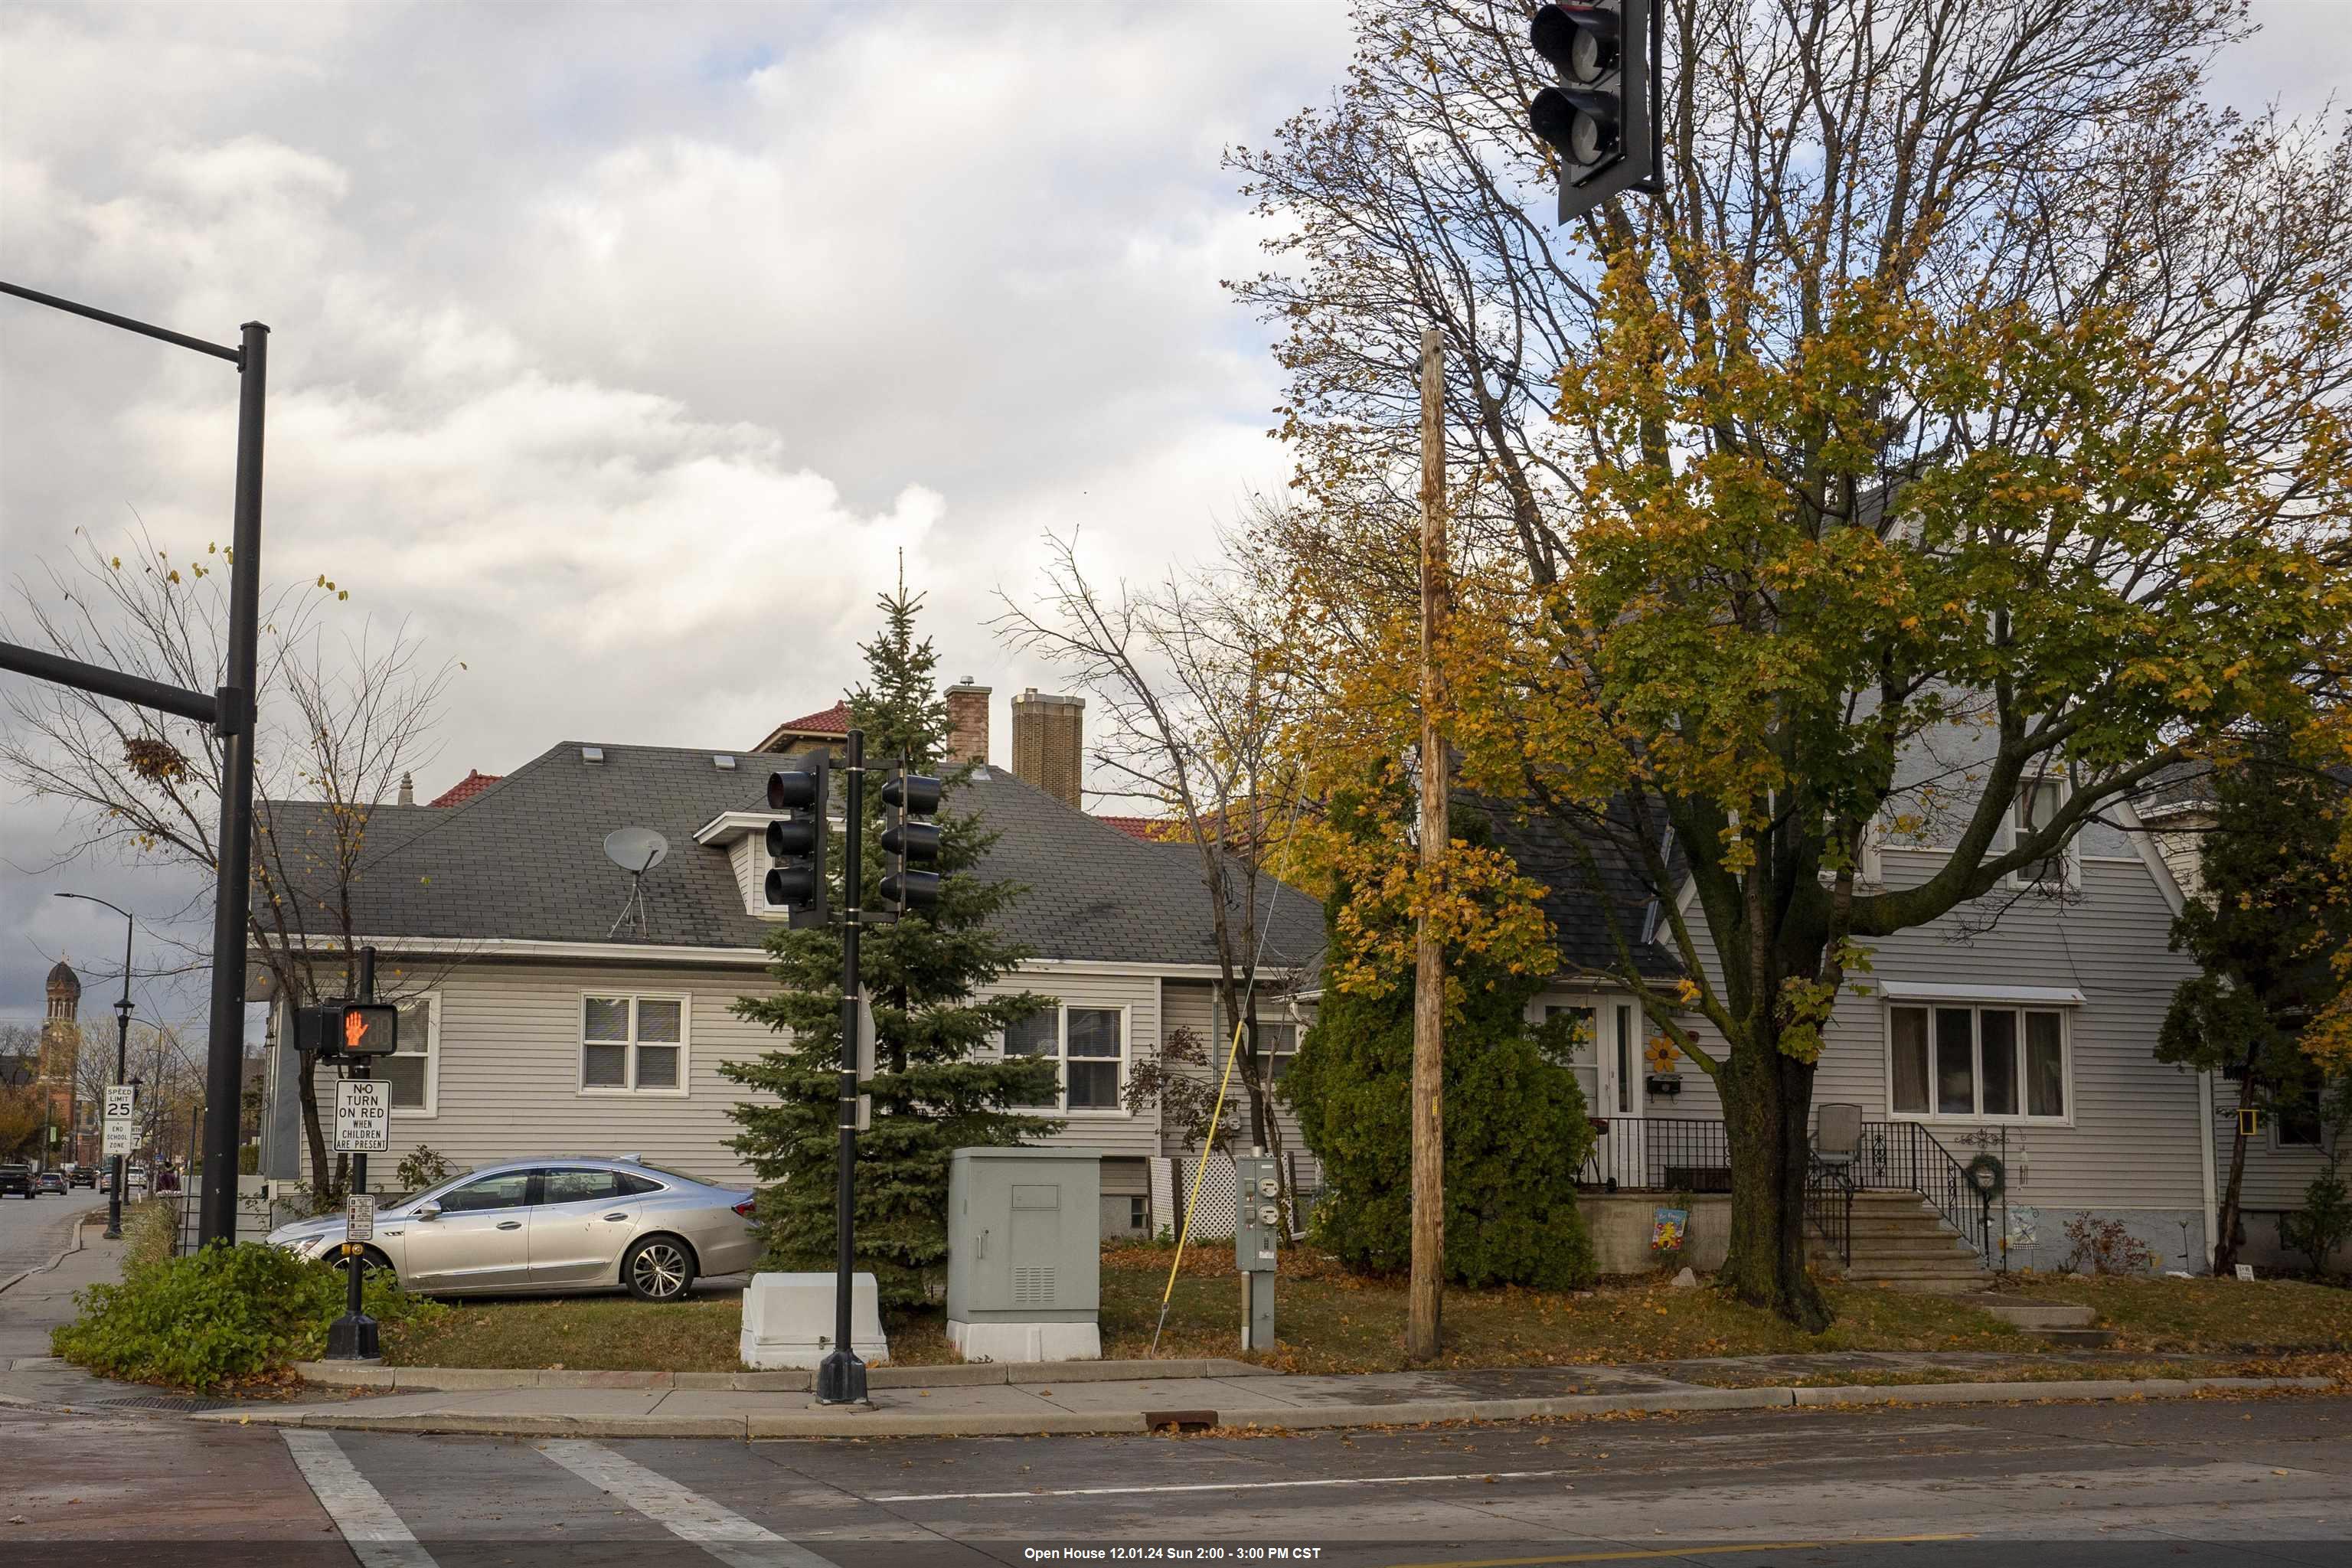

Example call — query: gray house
[254,725,1324,1240]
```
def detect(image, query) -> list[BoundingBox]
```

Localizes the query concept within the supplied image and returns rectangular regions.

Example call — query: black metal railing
[1582,1115,1991,1269]
[1853,1120,1996,1266]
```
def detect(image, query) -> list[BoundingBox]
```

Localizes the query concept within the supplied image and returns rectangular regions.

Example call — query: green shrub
[1280,804,1598,1291]
[51,1241,443,1391]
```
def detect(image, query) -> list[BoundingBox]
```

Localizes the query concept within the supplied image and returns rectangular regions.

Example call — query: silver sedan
[265,1157,757,1302]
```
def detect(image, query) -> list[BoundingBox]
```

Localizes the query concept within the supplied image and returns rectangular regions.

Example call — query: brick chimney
[944,678,991,766]
[1011,688,1084,808]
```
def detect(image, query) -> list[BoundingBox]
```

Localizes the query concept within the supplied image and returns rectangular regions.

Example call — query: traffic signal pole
[326,947,381,1361]
[816,728,870,1406]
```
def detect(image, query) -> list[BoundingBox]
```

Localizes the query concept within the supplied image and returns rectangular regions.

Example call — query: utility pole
[1407,325,1449,1364]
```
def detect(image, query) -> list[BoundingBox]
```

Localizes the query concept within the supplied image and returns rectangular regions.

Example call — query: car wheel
[622,1236,695,1302]
[331,1247,395,1288]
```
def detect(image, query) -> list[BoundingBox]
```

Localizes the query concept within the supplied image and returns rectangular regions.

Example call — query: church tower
[41,960,82,1161]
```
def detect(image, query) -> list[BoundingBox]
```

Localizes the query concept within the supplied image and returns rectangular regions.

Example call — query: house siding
[1161,980,1321,1184]
[1660,852,2209,1272]
[284,956,1169,1191]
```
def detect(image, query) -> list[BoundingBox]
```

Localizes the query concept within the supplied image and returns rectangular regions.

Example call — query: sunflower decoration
[1643,1036,1679,1076]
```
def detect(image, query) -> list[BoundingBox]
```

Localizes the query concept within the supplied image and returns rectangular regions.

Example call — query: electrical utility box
[946,1146,1102,1363]
[1234,1152,1281,1351]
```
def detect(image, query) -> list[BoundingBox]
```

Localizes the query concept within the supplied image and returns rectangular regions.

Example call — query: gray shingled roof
[1460,795,1684,980]
[261,741,1324,972]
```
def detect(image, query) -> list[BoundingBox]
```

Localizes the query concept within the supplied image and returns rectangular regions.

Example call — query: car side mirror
[414,1200,442,1220]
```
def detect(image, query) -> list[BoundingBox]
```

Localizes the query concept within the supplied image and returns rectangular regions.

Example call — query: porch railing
[1581,1115,1991,1269]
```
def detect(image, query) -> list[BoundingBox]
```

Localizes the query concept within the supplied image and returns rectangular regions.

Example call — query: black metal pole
[815,728,868,1406]
[198,320,267,1250]
[108,915,133,1240]
[327,949,381,1360]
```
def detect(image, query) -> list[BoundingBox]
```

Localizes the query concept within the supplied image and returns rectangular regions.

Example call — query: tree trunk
[2213,1103,2252,1277]
[1717,1042,1831,1331]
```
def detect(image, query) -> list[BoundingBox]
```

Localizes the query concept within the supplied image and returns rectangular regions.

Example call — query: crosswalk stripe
[537,1438,841,1567]
[280,1429,440,1568]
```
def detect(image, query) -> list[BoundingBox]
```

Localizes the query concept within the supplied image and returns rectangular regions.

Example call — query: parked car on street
[0,1165,34,1200]
[36,1171,67,1195]
[263,1157,756,1302]
[69,1166,96,1188]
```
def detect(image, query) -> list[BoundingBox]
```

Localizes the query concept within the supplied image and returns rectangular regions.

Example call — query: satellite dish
[604,827,668,873]
[603,828,669,939]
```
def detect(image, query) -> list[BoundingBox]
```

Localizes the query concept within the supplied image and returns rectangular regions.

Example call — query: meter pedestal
[1234,1153,1282,1351]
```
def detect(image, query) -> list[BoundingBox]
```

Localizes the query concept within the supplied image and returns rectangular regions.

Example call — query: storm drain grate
[103,1393,241,1413]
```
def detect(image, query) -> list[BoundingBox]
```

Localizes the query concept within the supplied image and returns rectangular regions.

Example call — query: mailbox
[946,1146,1102,1363]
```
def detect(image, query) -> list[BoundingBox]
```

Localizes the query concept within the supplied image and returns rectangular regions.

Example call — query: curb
[292,1355,1277,1394]
[0,1210,103,1298]
[189,1373,2338,1440]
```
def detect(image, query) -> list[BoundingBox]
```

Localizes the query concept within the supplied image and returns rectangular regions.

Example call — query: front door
[1547,1001,1648,1184]
[527,1166,646,1287]
[399,1169,534,1292]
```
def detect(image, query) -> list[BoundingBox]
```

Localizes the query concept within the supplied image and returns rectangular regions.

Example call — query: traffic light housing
[880,768,943,913]
[1528,1,1661,223]
[766,754,831,929]
[298,1001,399,1059]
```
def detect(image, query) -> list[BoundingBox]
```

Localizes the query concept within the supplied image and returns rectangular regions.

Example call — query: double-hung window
[580,995,688,1095]
[386,993,437,1114]
[1890,1004,2066,1121]
[1005,1006,1125,1112]
[2011,777,2072,890]
[1545,1005,1601,1109]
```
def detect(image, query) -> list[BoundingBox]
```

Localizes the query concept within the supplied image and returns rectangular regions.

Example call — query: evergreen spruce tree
[726,582,1059,1310]
[1280,790,1598,1289]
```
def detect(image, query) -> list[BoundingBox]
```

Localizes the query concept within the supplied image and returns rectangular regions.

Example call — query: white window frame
[577,991,692,1098]
[1885,1002,2074,1126]
[2272,1098,2332,1154]
[2007,775,2080,892]
[387,991,439,1119]
[1003,1004,1131,1117]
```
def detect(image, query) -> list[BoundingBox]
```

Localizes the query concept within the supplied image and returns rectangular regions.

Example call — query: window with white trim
[386,993,437,1114]
[1889,1004,2066,1120]
[580,994,688,1094]
[1545,1005,1600,1108]
[2010,776,2073,890]
[2275,1096,2329,1151]
[1005,1005,1126,1112]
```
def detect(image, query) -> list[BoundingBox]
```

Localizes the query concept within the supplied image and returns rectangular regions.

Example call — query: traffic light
[766,753,831,929]
[880,768,943,913]
[1527,1,1661,223]
[297,1001,399,1058]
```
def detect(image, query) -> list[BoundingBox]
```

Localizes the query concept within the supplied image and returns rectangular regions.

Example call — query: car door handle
[496,1220,521,1230]
[603,1213,629,1222]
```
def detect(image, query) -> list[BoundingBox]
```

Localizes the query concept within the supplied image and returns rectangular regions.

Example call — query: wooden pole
[1407,325,1449,1364]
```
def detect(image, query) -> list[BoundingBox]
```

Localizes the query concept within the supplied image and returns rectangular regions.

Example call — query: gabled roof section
[751,701,850,754]
[1459,795,1685,981]
[427,770,502,808]
[259,742,1325,972]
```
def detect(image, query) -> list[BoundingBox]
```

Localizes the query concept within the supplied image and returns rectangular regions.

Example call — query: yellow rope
[1149,1009,1251,1352]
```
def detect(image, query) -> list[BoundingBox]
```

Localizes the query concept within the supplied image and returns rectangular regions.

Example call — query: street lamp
[54,892,134,1240]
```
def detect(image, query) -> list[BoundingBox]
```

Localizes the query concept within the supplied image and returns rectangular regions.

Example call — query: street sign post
[102,1086,135,1158]
[332,1077,390,1154]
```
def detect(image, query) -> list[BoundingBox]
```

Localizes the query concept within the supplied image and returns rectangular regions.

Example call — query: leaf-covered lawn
[2005,1275,2352,1353]
[382,1249,2040,1373]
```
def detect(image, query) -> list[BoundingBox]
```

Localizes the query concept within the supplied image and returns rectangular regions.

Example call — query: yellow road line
[1389,1536,1972,1568]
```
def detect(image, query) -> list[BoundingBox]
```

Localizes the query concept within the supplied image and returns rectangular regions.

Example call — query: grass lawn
[381,1243,2043,1374]
[2004,1274,2352,1354]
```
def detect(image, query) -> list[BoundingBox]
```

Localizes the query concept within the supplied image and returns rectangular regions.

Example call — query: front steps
[1813,1191,1995,1294]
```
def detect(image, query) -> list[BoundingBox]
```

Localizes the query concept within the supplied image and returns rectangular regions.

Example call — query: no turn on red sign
[332,1078,390,1153]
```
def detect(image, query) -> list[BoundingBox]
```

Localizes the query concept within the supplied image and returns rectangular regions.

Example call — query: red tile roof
[427,770,503,808]
[1095,815,1170,842]
[774,701,851,736]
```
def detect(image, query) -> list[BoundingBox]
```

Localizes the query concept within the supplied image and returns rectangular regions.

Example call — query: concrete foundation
[947,1318,1102,1362]
[1578,1192,1731,1275]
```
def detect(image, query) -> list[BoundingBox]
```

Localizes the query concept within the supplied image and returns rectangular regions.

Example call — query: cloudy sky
[2,0,2345,1027]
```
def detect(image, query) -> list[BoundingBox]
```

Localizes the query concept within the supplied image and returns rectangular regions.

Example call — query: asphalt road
[2,1391,2344,1566]
[0,1185,105,1283]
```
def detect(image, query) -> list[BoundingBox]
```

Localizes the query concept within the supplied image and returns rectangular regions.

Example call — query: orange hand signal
[345,1010,369,1052]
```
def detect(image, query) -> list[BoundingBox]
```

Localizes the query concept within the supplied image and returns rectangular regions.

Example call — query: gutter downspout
[2197,1070,2220,1275]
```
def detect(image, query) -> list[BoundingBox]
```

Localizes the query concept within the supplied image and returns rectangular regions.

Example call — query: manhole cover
[103,1393,240,1413]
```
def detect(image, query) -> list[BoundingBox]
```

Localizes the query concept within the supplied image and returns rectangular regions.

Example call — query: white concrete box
[738,1271,890,1370]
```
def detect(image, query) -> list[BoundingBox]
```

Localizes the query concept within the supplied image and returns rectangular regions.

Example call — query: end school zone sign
[332,1078,390,1153]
